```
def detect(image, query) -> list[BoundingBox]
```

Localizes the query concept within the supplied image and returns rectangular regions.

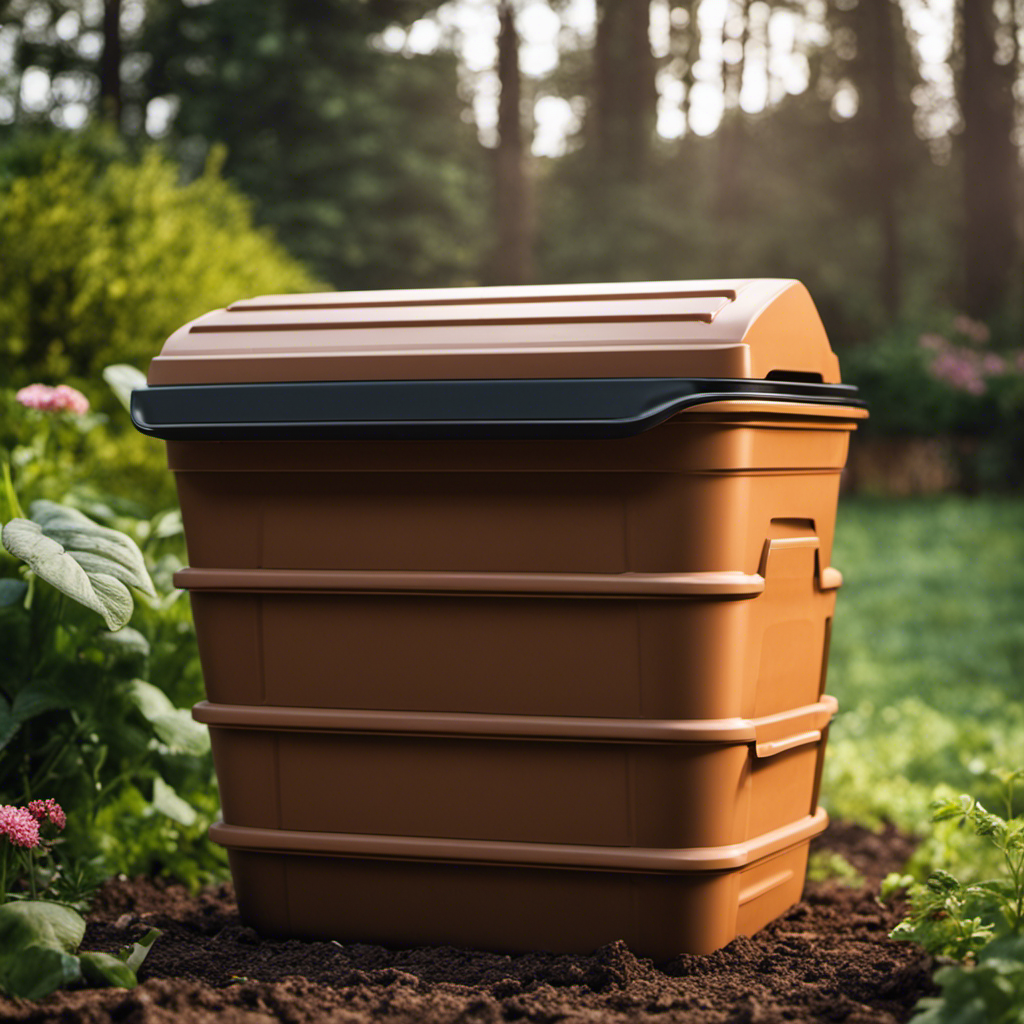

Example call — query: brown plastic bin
[175,530,838,720]
[132,278,864,956]
[212,809,829,958]
[193,696,835,848]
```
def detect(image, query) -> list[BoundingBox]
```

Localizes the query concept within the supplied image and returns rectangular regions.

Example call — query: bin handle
[759,533,842,592]
[754,730,822,759]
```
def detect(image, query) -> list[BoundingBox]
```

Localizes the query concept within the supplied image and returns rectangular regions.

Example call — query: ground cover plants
[882,770,1024,1022]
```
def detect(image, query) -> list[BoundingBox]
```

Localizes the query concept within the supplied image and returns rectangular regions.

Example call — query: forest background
[0,0,1023,491]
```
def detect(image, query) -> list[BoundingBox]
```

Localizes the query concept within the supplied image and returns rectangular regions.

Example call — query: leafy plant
[1,372,225,894]
[912,935,1024,1024]
[885,769,1024,1023]
[0,485,212,901]
[0,899,159,998]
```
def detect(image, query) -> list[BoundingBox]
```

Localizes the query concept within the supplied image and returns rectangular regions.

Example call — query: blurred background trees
[1,0,1024,485]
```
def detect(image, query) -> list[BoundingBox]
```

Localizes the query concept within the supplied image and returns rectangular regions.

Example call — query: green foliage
[823,497,1024,847]
[883,772,1024,1024]
[0,899,159,999]
[0,377,223,899]
[805,850,865,887]
[0,131,318,390]
[913,935,1024,1024]
[888,773,1024,960]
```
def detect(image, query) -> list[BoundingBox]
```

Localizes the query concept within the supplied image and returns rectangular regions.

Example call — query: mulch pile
[0,821,936,1023]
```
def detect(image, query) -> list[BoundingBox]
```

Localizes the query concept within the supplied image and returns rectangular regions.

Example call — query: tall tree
[669,0,702,132]
[593,0,657,181]
[99,0,123,129]
[142,0,488,289]
[958,0,1017,319]
[491,0,533,284]
[861,0,903,317]
[823,0,923,319]
[716,0,752,221]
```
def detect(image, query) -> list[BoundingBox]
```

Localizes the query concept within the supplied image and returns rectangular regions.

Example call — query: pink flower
[0,806,40,849]
[952,314,991,345]
[16,384,57,411]
[918,333,948,352]
[982,353,1006,375]
[15,383,89,415]
[930,349,987,395]
[27,798,66,831]
[51,385,89,415]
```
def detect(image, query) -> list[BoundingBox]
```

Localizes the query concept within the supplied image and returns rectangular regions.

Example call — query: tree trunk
[959,0,1017,319]
[492,0,533,284]
[672,0,701,132]
[867,0,902,318]
[715,0,751,221]
[99,0,123,129]
[594,0,657,181]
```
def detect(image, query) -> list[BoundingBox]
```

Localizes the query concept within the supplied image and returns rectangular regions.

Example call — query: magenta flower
[27,798,66,831]
[952,314,991,345]
[0,805,41,849]
[15,383,89,415]
[930,349,986,395]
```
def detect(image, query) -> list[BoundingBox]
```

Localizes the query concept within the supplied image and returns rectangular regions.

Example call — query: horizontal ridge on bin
[192,696,838,752]
[173,566,771,598]
[209,808,829,874]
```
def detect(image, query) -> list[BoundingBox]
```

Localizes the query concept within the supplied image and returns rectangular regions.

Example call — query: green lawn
[821,496,1024,838]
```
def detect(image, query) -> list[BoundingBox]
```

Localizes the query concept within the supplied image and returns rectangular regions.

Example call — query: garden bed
[0,821,934,1024]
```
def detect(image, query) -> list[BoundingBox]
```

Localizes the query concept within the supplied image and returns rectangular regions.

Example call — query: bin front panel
[221,818,821,958]
[208,724,828,849]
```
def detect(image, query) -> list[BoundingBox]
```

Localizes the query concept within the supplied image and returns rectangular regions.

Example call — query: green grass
[821,496,1024,842]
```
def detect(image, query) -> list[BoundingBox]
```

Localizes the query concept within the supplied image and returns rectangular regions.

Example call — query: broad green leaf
[0,945,81,999]
[79,950,137,989]
[130,680,209,755]
[10,683,77,724]
[1,518,132,630]
[120,928,161,973]
[0,901,86,954]
[0,697,18,754]
[0,579,27,607]
[151,510,183,540]
[98,626,151,658]
[151,776,198,826]
[102,364,148,415]
[30,501,156,598]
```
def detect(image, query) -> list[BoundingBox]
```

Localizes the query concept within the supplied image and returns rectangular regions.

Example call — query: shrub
[0,131,319,390]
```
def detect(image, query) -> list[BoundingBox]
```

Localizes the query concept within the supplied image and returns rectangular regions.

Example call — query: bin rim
[208,807,829,874]
[130,376,865,441]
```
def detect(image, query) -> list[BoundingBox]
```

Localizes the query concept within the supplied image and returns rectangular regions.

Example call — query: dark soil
[0,822,936,1023]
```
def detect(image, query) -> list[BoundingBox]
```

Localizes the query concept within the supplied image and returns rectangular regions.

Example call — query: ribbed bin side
[200,703,833,848]
[214,811,826,958]
[166,406,858,576]
[179,533,836,720]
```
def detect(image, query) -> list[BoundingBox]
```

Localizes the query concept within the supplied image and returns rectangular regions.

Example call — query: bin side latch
[758,524,842,593]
